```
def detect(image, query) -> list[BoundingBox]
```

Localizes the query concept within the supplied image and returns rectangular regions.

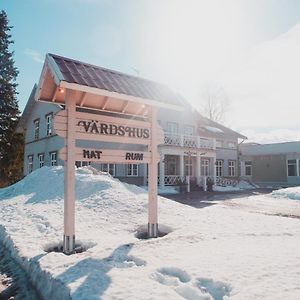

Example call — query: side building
[240,142,300,187]
[17,54,246,190]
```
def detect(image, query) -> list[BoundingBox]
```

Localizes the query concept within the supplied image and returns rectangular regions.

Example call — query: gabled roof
[16,84,37,133]
[35,53,184,116]
[196,112,247,140]
[43,53,184,109]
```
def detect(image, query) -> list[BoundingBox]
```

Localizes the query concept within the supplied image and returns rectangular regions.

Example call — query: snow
[0,166,300,299]
[203,126,223,133]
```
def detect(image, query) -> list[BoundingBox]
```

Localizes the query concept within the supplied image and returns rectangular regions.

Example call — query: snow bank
[271,186,300,201]
[0,167,300,299]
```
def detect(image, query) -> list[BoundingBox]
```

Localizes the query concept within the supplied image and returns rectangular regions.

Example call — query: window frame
[183,125,194,136]
[38,153,44,168]
[50,151,57,166]
[228,160,236,177]
[184,156,193,176]
[34,118,40,140]
[127,164,138,177]
[28,155,33,174]
[46,113,53,136]
[101,163,116,176]
[216,159,223,177]
[245,161,252,176]
[167,122,179,135]
[287,159,297,176]
[201,158,209,176]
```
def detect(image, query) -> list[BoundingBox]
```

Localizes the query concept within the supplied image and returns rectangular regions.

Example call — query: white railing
[164,132,214,149]
[164,175,186,186]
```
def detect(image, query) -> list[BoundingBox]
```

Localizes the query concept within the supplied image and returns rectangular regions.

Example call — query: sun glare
[140,0,245,95]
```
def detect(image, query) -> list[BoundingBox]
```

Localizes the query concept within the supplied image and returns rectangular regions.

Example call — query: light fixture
[58,87,65,93]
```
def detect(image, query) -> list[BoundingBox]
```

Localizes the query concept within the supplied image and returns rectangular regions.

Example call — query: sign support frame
[148,106,158,237]
[63,90,76,254]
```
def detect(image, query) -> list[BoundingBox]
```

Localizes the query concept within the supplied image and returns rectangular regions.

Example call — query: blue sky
[2,0,300,142]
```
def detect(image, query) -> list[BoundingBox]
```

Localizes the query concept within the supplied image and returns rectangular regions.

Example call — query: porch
[158,153,216,189]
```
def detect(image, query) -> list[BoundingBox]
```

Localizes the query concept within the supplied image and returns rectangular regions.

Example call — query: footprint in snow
[151,267,231,300]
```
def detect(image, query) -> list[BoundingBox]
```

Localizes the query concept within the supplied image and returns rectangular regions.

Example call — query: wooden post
[148,107,158,237]
[63,90,76,254]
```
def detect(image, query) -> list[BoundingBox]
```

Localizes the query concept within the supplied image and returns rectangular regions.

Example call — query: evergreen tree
[0,10,23,187]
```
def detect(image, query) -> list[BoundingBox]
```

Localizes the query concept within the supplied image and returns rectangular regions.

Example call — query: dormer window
[46,113,53,136]
[34,119,40,140]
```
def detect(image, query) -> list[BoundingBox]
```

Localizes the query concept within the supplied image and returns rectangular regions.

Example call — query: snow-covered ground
[0,166,300,300]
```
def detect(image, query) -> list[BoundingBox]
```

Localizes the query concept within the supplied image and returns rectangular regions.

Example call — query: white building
[17,54,246,190]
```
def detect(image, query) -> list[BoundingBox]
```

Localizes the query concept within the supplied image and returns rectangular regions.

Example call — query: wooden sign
[59,147,160,164]
[53,110,165,145]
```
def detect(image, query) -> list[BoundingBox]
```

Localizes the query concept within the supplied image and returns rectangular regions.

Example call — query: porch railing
[164,175,186,186]
[164,133,214,149]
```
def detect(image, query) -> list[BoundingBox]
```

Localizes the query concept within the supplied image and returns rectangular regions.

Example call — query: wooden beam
[121,101,129,113]
[79,92,87,107]
[60,81,183,111]
[51,87,58,102]
[102,96,109,110]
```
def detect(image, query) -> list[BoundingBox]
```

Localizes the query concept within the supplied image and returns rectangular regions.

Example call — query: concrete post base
[63,234,75,255]
[148,223,158,238]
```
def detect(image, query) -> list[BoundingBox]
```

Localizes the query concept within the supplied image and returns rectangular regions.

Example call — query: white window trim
[167,122,179,135]
[127,164,138,177]
[28,155,33,174]
[50,151,57,166]
[101,163,116,177]
[245,161,252,176]
[228,160,236,177]
[184,125,194,136]
[216,159,223,177]
[38,153,44,168]
[34,119,40,140]
[287,159,298,177]
[201,159,209,176]
[46,113,53,136]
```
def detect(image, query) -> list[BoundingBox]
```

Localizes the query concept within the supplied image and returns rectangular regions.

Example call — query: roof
[16,84,37,133]
[196,112,247,140]
[240,141,300,156]
[46,53,184,108]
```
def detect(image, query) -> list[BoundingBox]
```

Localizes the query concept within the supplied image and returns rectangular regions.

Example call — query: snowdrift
[0,167,300,300]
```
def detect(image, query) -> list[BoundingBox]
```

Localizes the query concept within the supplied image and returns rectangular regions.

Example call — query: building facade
[240,142,300,187]
[17,55,246,190]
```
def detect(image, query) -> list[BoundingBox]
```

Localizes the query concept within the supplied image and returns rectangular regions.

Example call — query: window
[227,141,236,149]
[127,164,138,176]
[201,159,209,176]
[34,119,40,140]
[245,161,252,176]
[75,161,91,168]
[287,159,297,176]
[50,152,57,166]
[46,113,53,136]
[165,156,177,175]
[28,155,33,173]
[38,153,44,168]
[216,140,223,148]
[100,163,115,176]
[167,122,178,134]
[216,160,223,177]
[184,156,193,176]
[228,160,236,177]
[184,125,194,136]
